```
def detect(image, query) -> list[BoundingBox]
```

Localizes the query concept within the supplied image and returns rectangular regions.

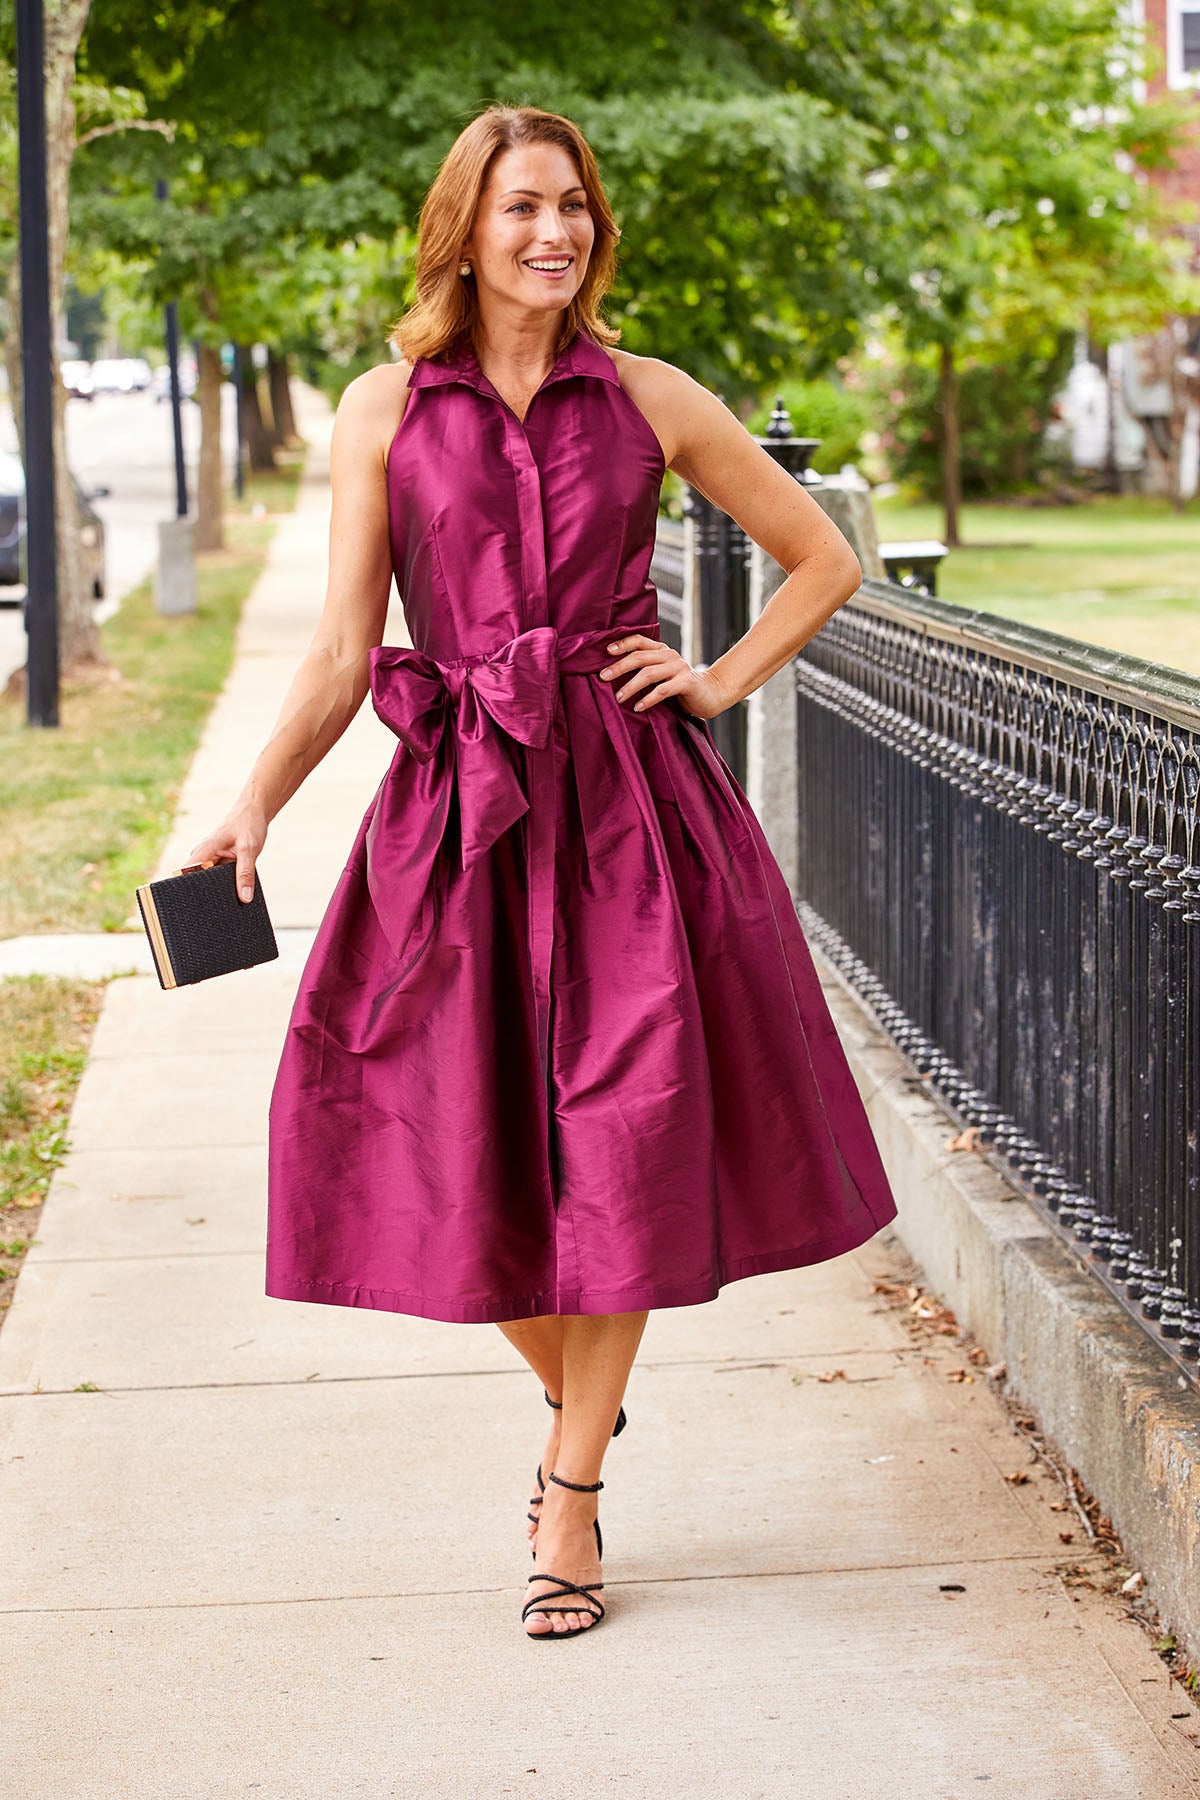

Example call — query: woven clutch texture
[135,858,279,990]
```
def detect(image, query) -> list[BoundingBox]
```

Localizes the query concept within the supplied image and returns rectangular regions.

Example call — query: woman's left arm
[602,359,863,720]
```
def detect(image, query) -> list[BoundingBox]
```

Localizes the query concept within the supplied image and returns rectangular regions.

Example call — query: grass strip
[0,463,300,937]
[0,975,107,1321]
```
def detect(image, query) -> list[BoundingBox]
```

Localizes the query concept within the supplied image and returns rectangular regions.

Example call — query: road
[0,382,239,690]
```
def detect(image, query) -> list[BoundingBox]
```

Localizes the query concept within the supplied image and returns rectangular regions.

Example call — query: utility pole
[15,0,59,727]
[231,342,246,501]
[153,178,196,615]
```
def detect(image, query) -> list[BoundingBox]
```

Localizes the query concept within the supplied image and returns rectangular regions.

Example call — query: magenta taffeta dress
[264,328,898,1325]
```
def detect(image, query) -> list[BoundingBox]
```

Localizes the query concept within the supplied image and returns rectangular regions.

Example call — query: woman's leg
[524,1309,649,1636]
[495,1315,566,1399]
[496,1316,566,1545]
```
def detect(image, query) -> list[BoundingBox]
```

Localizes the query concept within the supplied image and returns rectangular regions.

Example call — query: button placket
[488,399,561,1205]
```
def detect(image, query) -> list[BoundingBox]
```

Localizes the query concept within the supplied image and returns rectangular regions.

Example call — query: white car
[61,359,94,400]
[91,357,153,394]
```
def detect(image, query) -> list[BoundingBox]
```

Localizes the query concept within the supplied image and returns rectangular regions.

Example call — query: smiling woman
[185,101,895,1646]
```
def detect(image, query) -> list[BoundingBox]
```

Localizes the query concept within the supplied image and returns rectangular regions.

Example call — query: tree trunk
[266,349,299,446]
[195,332,225,552]
[939,340,962,549]
[239,352,277,472]
[5,0,102,692]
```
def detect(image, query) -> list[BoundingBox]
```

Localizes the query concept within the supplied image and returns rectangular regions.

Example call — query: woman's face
[462,143,595,323]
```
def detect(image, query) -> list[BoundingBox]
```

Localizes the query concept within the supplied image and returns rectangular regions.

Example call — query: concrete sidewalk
[3,389,1198,1799]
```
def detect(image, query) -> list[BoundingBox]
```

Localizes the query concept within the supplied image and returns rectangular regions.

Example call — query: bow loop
[368,648,448,764]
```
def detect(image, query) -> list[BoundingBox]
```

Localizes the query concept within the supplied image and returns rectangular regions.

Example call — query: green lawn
[0,466,301,938]
[872,493,1200,676]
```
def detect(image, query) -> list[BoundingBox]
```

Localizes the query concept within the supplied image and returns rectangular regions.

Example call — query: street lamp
[154,178,196,615]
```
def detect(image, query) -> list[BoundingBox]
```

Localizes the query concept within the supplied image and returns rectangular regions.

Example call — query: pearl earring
[458,260,472,276]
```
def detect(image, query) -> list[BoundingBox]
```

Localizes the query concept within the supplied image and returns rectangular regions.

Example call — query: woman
[186,104,898,1641]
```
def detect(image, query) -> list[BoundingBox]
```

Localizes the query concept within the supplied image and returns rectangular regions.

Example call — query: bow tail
[364,743,454,971]
[454,697,535,868]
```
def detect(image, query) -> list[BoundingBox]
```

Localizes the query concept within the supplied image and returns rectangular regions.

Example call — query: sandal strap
[544,1390,628,1441]
[522,1572,606,1623]
[547,1472,603,1493]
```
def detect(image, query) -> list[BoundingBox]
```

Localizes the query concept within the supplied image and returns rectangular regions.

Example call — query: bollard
[155,515,197,615]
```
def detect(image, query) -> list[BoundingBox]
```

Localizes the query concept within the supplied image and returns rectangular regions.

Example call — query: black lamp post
[15,0,59,728]
[155,180,189,519]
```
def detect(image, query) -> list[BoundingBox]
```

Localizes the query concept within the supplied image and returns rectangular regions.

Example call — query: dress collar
[407,328,620,395]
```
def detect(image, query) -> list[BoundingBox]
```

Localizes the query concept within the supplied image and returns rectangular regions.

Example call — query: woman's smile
[523,256,574,280]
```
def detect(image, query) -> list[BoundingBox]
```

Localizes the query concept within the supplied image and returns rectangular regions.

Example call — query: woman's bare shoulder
[604,344,694,394]
[334,360,417,467]
[604,345,711,471]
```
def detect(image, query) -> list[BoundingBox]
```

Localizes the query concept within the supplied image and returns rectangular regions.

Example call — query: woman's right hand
[184,803,269,903]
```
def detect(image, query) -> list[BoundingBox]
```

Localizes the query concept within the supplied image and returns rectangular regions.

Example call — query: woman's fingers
[602,640,685,699]
[613,656,688,708]
[183,819,264,903]
[236,855,257,903]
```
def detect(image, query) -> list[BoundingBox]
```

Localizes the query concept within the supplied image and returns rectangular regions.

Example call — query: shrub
[744,377,875,479]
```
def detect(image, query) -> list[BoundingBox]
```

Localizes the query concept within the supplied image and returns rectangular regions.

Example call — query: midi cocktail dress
[265,328,898,1323]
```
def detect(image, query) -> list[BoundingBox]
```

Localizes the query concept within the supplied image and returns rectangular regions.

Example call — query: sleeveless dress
[264,328,898,1324]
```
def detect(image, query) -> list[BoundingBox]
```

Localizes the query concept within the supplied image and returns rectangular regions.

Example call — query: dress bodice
[384,328,666,661]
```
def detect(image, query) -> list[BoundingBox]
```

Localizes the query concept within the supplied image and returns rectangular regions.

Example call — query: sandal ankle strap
[544,1389,563,1410]
[547,1471,603,1493]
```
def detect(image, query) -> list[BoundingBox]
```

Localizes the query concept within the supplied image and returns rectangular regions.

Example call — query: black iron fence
[683,489,750,785]
[649,518,685,657]
[679,406,822,787]
[795,581,1200,1374]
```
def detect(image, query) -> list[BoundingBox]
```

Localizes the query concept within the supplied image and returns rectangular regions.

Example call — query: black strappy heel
[522,1472,606,1640]
[528,1388,626,1559]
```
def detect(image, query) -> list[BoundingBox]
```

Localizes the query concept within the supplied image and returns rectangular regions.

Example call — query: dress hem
[264,1202,898,1325]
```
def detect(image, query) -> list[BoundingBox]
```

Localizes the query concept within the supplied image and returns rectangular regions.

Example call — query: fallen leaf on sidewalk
[1004,1470,1031,1484]
[816,1368,847,1382]
[947,1125,982,1152]
[1121,1571,1145,1597]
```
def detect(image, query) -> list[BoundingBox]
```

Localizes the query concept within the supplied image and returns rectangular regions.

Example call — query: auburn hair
[388,104,622,365]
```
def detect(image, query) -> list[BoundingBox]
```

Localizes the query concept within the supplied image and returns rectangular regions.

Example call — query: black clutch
[135,857,279,990]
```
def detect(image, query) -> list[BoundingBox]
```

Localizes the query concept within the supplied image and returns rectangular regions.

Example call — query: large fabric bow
[369,625,560,870]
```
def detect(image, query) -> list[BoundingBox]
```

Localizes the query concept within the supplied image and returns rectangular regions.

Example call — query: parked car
[0,453,21,588]
[61,359,95,401]
[89,358,131,394]
[0,449,108,600]
[90,357,153,395]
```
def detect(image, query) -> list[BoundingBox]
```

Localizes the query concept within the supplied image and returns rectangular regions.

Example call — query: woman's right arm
[184,362,410,900]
